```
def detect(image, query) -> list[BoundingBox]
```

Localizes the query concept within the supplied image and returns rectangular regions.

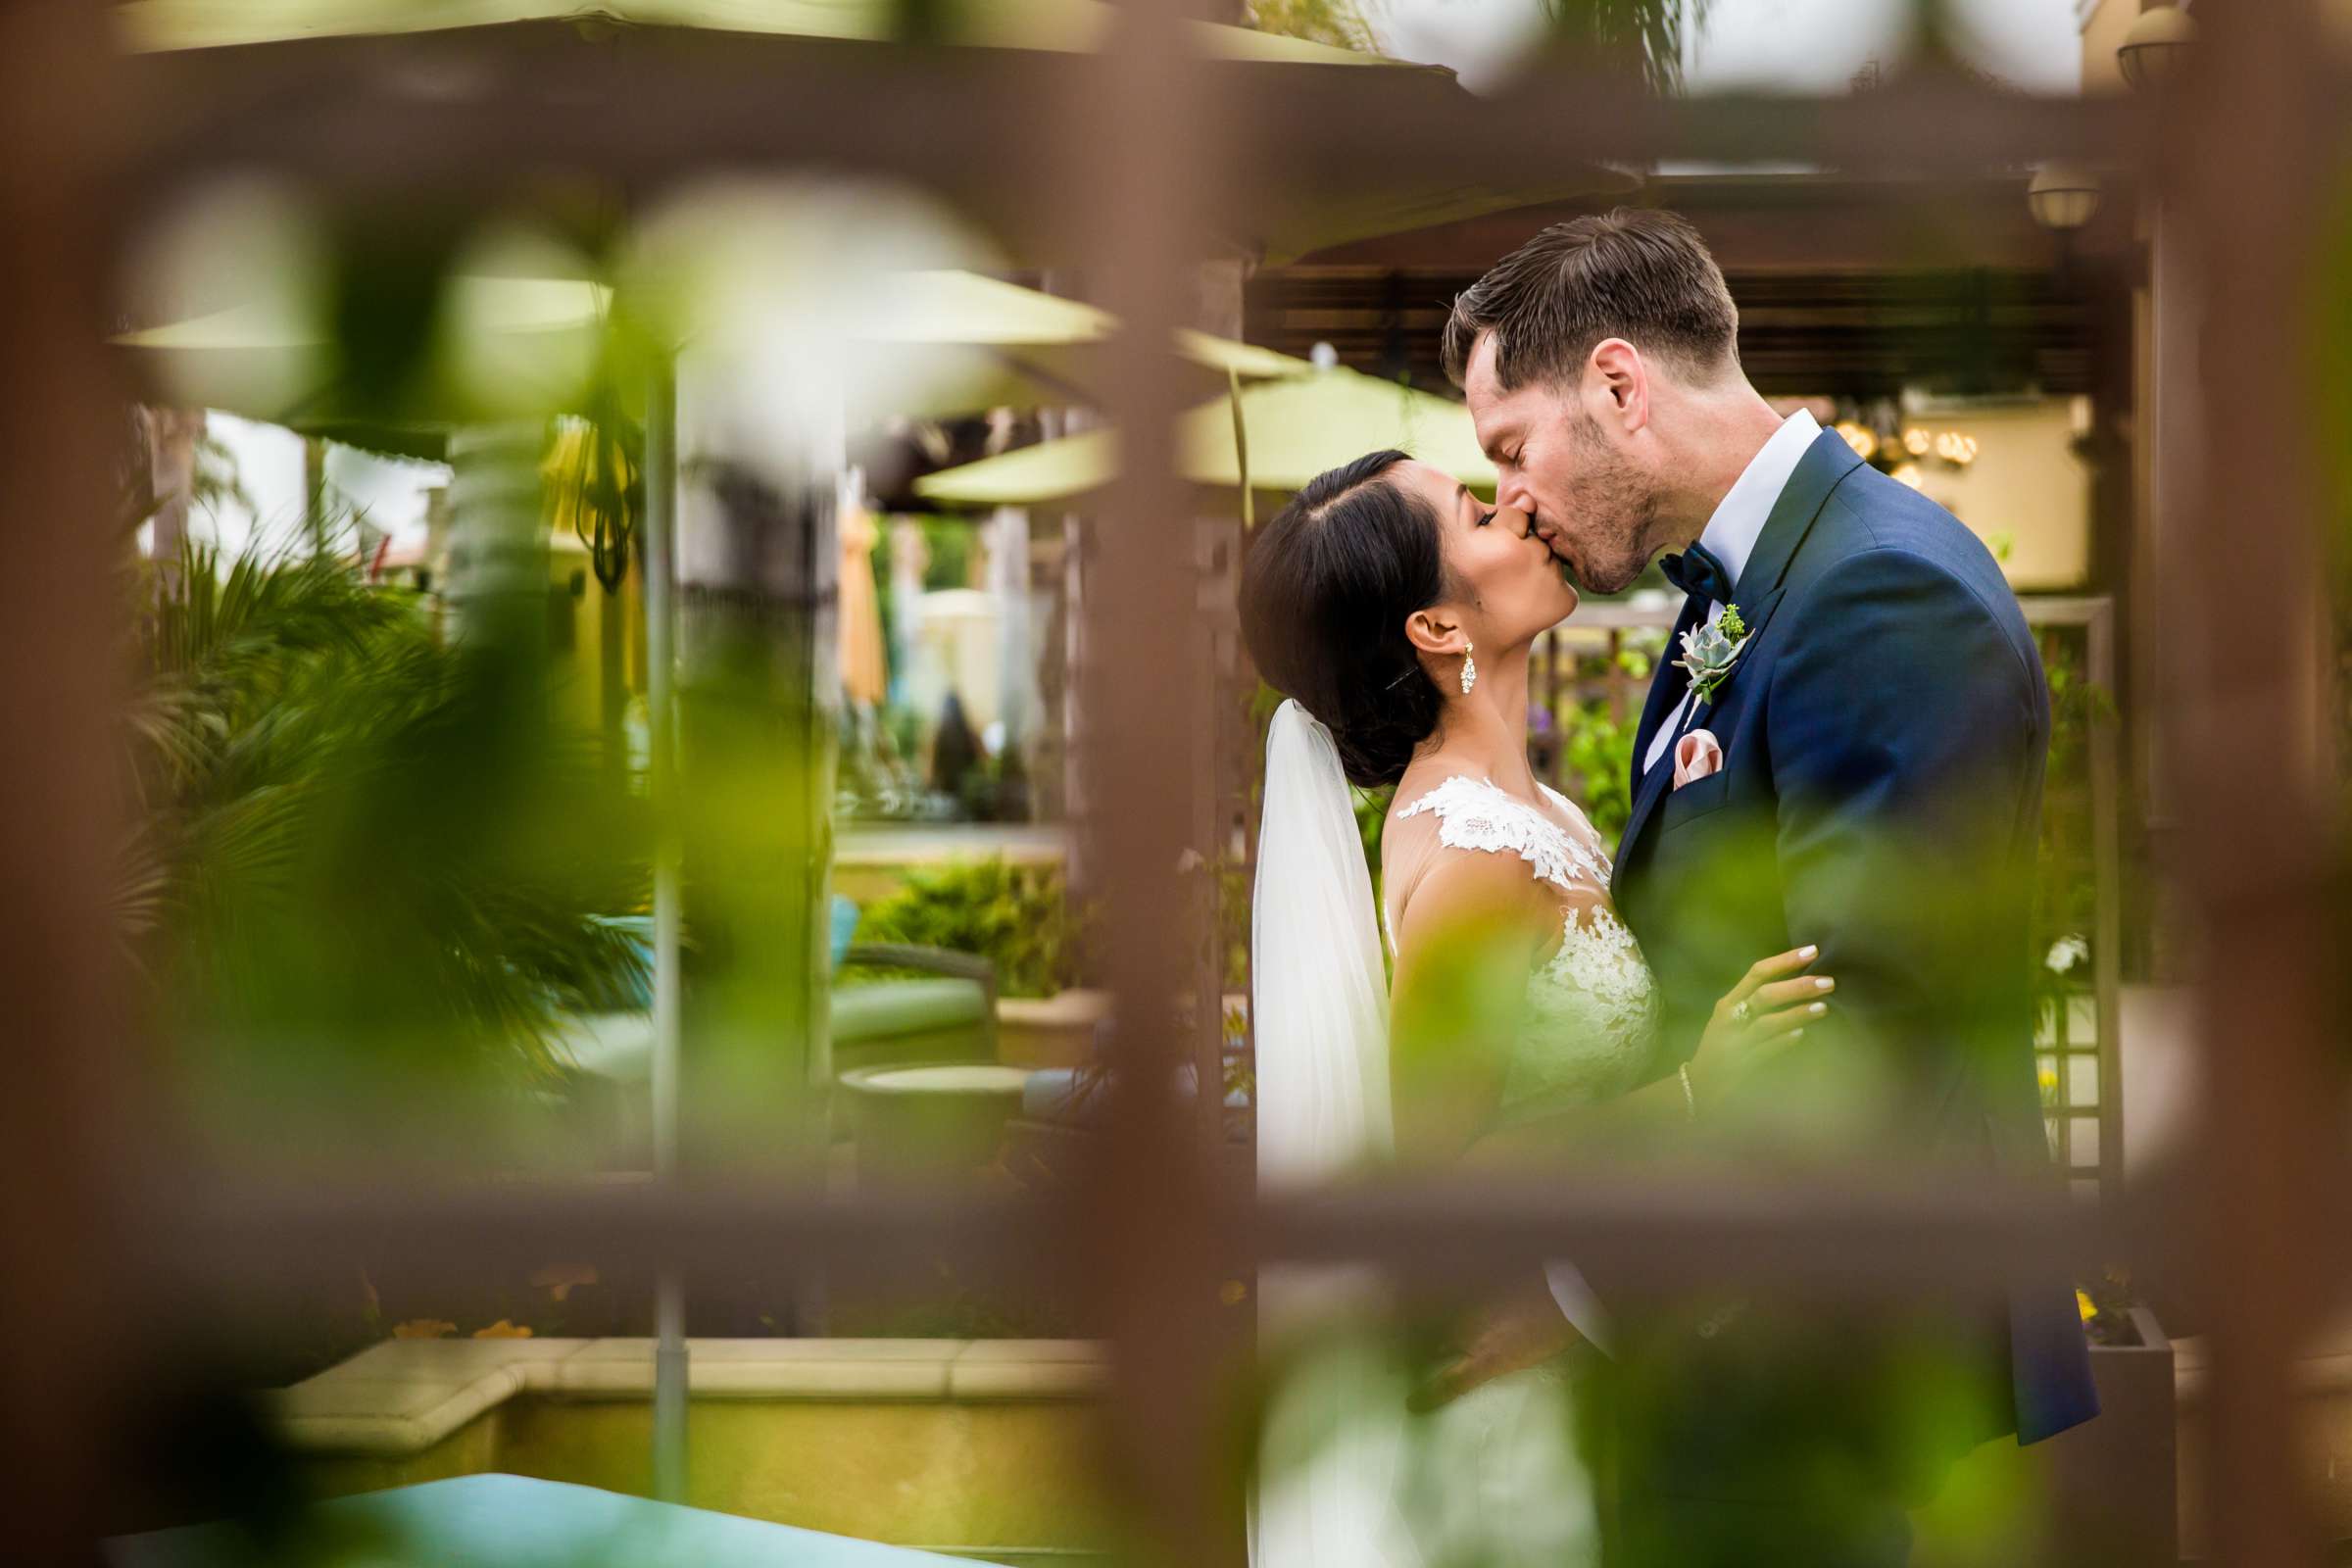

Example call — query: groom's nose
[1497,472,1536,520]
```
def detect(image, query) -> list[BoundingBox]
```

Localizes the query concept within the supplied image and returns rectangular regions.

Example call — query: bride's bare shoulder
[1388,834,1560,951]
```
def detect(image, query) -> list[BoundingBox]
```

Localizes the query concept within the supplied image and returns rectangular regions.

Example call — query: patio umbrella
[912,363,1497,508]
[112,270,1314,447]
[112,275,616,461]
[117,0,1395,65]
[117,1,1630,264]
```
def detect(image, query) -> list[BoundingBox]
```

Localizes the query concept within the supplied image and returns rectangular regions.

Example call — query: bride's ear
[1403,608,1464,660]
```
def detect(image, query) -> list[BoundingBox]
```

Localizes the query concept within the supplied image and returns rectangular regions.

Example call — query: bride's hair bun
[1239,449,1447,789]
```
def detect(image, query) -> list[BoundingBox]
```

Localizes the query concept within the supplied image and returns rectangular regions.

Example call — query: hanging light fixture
[2028,163,2103,232]
[2118,4,2198,94]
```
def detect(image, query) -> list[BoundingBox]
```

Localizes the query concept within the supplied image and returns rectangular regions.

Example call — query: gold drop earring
[1459,641,1478,696]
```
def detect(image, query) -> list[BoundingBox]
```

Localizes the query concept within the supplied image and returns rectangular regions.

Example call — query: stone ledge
[274,1338,1109,1457]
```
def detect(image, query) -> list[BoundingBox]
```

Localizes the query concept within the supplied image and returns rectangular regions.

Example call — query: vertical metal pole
[2164,2,2341,1561]
[2085,600,2125,1200]
[645,355,689,1504]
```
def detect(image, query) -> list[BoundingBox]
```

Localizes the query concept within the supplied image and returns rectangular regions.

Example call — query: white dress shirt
[1642,409,1822,774]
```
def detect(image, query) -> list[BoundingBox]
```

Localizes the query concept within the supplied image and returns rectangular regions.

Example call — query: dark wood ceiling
[1247,174,2134,401]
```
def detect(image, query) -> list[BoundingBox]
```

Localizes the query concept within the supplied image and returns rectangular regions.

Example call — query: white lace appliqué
[1395,776,1613,893]
[1395,777,1659,1117]
[1512,904,1659,1112]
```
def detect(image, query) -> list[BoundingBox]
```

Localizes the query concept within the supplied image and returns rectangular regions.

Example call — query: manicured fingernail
[1808,1002,1829,1015]
[1799,946,1818,958]
[1815,978,1835,991]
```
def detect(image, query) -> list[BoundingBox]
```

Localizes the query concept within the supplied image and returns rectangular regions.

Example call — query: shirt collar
[1693,408,1820,596]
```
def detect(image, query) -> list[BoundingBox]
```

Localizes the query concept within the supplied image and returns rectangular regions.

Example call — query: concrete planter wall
[273,1338,1118,1565]
[2046,1305,2179,1566]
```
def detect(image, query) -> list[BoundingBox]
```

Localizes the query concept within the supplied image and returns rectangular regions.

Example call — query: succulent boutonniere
[1675,604,1750,705]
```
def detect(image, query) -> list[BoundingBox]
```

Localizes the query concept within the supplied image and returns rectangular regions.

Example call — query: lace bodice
[1387,777,1661,1123]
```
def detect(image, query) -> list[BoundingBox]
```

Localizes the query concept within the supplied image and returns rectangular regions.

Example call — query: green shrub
[850,858,1090,1000]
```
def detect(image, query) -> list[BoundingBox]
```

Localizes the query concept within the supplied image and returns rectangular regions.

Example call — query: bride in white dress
[1238,452,1831,1567]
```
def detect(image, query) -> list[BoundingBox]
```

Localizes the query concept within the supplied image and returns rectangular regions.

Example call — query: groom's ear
[1589,338,1649,434]
[1403,609,1462,659]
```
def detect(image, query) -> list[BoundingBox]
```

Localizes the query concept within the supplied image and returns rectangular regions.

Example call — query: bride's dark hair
[1240,449,1448,789]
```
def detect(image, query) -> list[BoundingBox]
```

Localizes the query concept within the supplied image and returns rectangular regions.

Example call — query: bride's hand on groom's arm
[1687,945,1835,1111]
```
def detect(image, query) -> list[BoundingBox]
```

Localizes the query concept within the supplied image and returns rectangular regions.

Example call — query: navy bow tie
[1660,543,1733,606]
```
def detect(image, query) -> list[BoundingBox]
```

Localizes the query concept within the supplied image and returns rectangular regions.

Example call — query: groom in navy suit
[1448,210,2097,1565]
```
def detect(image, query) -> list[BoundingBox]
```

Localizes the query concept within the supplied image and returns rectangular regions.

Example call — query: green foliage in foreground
[122,543,650,1091]
[850,857,1091,1000]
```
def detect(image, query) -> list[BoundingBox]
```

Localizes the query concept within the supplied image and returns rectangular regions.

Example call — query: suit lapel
[1611,430,1863,891]
[1732,428,1862,599]
[1613,738,1681,899]
[1675,583,1790,743]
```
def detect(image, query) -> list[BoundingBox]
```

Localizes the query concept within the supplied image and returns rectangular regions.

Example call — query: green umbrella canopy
[857,269,1311,402]
[913,364,1496,508]
[112,269,1313,451]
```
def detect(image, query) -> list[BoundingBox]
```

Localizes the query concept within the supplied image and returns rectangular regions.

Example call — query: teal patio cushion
[831,977,988,1044]
[556,979,987,1085]
[830,893,861,970]
[108,1472,982,1566]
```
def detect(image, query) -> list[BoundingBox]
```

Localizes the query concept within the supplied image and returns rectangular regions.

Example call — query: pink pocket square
[1672,728,1724,789]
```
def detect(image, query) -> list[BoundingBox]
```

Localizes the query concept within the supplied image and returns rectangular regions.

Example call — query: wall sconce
[2118,4,2198,94]
[2028,163,2103,233]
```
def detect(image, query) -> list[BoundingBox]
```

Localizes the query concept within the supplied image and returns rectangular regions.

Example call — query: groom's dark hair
[1442,207,1739,391]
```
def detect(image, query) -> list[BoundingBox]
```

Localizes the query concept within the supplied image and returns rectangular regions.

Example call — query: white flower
[2045,935,2089,974]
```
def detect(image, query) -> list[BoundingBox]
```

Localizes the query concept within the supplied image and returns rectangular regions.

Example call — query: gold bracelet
[1678,1063,1697,1120]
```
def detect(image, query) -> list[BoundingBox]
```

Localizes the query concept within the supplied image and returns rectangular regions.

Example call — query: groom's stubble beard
[1558,413,1665,596]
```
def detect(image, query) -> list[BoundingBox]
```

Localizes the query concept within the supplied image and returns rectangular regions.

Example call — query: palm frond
[1538,0,1700,92]
[122,537,652,1089]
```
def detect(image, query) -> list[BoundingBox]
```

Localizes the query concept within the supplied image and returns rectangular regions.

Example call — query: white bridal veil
[1252,700,1394,1190]
[1250,700,1415,1567]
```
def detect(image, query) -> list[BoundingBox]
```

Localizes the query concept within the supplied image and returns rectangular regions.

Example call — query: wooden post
[0,4,137,1560]
[2165,2,2343,1561]
[1075,1,1244,1559]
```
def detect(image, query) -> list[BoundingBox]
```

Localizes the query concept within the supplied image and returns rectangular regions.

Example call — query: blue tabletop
[108,1473,994,1567]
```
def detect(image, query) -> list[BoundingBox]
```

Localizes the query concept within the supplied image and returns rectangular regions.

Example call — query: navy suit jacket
[1610,429,2098,1447]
